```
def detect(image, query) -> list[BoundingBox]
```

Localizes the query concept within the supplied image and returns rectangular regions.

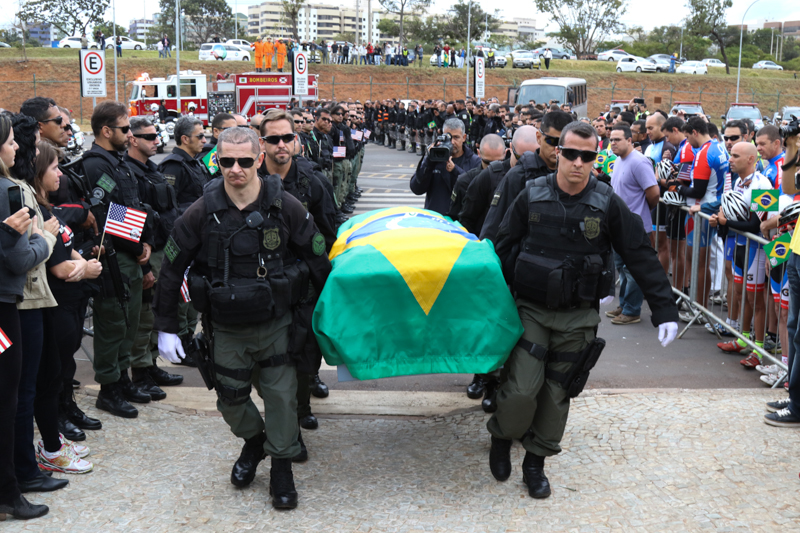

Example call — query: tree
[378,0,431,50]
[17,0,109,37]
[279,0,303,41]
[377,18,400,39]
[534,0,626,56]
[442,0,500,45]
[94,21,128,39]
[153,0,234,48]
[685,0,733,74]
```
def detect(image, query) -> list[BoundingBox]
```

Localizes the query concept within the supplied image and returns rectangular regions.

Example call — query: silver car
[512,52,539,69]
[753,60,783,71]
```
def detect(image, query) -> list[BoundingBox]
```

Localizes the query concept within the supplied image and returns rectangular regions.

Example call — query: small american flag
[333,146,346,158]
[104,203,147,243]
[0,327,11,355]
[180,271,191,303]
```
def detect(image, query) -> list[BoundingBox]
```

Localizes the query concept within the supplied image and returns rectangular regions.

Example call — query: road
[75,141,767,394]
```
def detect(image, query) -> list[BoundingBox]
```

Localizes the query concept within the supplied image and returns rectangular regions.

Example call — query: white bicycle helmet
[721,190,749,221]
[662,190,686,206]
[655,159,675,182]
[780,201,800,222]
[150,103,159,112]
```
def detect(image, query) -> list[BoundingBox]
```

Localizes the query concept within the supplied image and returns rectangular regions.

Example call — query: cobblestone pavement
[4,389,799,532]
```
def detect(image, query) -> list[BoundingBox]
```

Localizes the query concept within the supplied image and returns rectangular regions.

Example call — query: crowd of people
[0,87,797,518]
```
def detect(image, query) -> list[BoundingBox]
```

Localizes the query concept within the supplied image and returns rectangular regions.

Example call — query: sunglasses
[108,125,131,134]
[218,157,256,169]
[193,133,206,139]
[558,146,598,163]
[723,135,741,142]
[293,120,304,124]
[42,115,65,126]
[261,133,296,145]
[318,117,331,122]
[133,133,159,141]
[541,133,560,147]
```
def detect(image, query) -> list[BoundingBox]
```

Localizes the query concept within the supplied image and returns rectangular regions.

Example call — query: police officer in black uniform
[158,116,209,357]
[396,102,407,152]
[448,133,506,223]
[124,116,184,399]
[487,120,678,499]
[153,126,331,509]
[82,101,155,418]
[405,101,418,154]
[197,112,236,164]
[480,111,573,243]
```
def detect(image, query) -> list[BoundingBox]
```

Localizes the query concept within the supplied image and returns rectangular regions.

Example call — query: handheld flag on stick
[752,189,779,212]
[103,203,147,243]
[0,327,11,354]
[765,233,793,267]
[202,145,219,176]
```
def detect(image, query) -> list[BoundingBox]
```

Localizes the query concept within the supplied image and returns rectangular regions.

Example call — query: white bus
[509,77,588,117]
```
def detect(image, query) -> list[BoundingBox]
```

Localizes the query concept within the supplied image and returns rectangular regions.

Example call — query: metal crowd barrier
[652,201,788,387]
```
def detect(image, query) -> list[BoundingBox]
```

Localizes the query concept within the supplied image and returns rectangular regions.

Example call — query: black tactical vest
[198,175,291,325]
[513,174,614,309]
[158,152,208,204]
[81,151,141,209]
[283,159,314,211]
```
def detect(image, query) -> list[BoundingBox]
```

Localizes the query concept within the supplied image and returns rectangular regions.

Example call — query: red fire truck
[128,70,319,127]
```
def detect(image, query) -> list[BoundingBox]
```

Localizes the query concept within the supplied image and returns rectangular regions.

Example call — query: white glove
[599,296,614,306]
[658,322,678,347]
[158,332,186,363]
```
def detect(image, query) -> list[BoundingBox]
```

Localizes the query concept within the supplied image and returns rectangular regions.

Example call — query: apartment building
[247,1,381,44]
[129,19,155,42]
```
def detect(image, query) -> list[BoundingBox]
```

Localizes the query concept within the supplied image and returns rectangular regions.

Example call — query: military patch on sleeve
[312,232,325,256]
[491,192,501,206]
[164,236,181,263]
[451,190,457,202]
[272,198,282,209]
[97,173,117,194]
[164,174,176,186]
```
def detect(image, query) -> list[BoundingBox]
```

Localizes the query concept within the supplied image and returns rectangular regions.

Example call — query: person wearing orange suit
[251,37,265,72]
[264,37,275,72]
[276,39,287,72]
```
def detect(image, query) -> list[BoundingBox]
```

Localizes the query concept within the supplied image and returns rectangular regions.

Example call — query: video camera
[429,132,453,163]
[780,115,800,139]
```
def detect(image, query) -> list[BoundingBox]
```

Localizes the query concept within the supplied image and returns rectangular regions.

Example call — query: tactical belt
[214,353,294,381]
[515,338,582,383]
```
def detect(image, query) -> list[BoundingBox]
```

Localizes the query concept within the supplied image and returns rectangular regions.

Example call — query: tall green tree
[17,0,110,37]
[378,0,431,50]
[685,0,733,74]
[442,0,500,45]
[153,0,234,48]
[534,0,626,56]
[94,22,129,39]
[279,0,303,41]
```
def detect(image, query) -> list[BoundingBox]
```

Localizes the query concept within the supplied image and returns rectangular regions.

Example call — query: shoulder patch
[491,192,501,206]
[272,198,282,209]
[97,173,117,194]
[164,174,176,186]
[312,232,325,256]
[164,236,181,263]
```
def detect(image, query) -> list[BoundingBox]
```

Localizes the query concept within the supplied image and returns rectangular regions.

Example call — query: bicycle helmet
[662,190,686,206]
[655,159,675,182]
[721,190,749,221]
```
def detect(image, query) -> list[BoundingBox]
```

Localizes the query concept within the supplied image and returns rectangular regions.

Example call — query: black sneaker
[764,407,800,427]
[766,398,791,413]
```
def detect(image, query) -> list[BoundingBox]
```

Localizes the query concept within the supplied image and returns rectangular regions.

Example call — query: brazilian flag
[313,207,523,380]
[752,189,779,212]
[594,149,617,176]
[765,233,793,267]
[202,145,219,176]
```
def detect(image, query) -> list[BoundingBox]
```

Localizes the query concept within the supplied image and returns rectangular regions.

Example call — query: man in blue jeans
[766,239,800,426]
[605,124,660,325]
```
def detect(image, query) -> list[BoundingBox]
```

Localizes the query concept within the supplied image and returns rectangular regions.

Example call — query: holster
[545,337,606,398]
[288,301,322,375]
[190,333,215,391]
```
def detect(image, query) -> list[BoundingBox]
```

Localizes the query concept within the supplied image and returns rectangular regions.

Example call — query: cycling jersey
[645,139,676,166]
[731,171,772,245]
[673,139,696,184]
[763,151,785,191]
[687,139,728,206]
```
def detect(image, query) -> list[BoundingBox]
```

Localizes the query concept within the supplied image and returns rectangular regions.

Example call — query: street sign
[80,49,107,98]
[293,52,308,96]
[474,57,485,99]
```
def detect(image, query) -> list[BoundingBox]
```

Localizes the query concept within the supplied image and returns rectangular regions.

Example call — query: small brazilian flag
[752,189,779,212]
[202,145,219,176]
[765,232,793,267]
[428,120,437,129]
[594,149,616,176]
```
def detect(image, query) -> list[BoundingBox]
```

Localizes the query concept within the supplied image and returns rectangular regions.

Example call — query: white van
[510,77,588,117]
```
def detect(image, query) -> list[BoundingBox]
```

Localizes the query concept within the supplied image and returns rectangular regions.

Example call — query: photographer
[410,118,480,215]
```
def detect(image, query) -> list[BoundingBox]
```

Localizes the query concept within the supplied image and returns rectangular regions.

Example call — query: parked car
[0,42,10,48]
[532,47,572,59]
[722,103,765,130]
[103,36,146,50]
[616,56,658,73]
[512,52,539,69]
[776,106,800,124]
[58,36,99,49]
[598,49,631,62]
[650,58,671,72]
[226,39,252,52]
[460,49,506,68]
[676,61,708,75]
[669,102,706,119]
[198,43,250,61]
[701,58,726,68]
[752,60,783,71]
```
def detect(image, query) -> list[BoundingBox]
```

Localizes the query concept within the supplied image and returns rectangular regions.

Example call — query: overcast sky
[3,0,800,38]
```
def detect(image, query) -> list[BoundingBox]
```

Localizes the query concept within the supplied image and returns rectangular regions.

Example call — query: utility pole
[466,0,471,97]
[367,0,372,46]
[679,27,683,60]
[113,0,118,101]
[355,0,360,46]
[235,0,238,39]
[770,28,774,56]
[175,0,181,116]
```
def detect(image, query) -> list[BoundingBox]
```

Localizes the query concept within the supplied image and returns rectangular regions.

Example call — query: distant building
[129,19,155,42]
[247,1,381,44]
[26,22,58,46]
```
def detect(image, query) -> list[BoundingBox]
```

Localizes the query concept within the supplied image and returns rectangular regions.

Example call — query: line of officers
[49,101,374,509]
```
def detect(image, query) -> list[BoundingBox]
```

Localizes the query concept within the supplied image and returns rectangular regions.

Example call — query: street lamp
[736,0,762,103]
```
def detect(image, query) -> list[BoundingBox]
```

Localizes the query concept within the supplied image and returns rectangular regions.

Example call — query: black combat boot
[95,383,138,419]
[489,436,512,481]
[62,388,102,430]
[398,140,405,151]
[299,413,318,430]
[481,380,498,413]
[118,370,151,404]
[466,374,487,399]
[309,374,329,398]
[231,432,267,487]
[269,458,298,509]
[292,431,308,462]
[0,495,49,520]
[521,452,551,499]
[132,367,167,401]
[148,361,184,386]
[57,412,86,442]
